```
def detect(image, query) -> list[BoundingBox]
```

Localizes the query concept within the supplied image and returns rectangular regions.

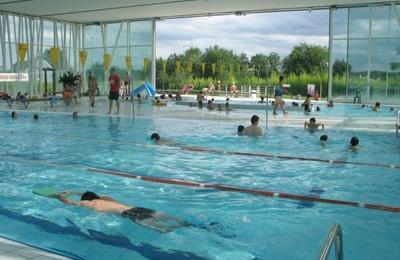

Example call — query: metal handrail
[318,224,344,260]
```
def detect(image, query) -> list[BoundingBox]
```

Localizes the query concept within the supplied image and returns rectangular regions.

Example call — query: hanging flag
[79,50,87,67]
[187,62,193,74]
[17,43,28,63]
[176,60,181,74]
[162,60,167,73]
[143,58,150,73]
[125,55,132,71]
[50,47,60,67]
[211,63,216,76]
[103,53,111,70]
[201,63,206,76]
[219,64,225,74]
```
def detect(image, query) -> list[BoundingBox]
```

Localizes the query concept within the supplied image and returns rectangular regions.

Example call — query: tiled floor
[0,237,69,260]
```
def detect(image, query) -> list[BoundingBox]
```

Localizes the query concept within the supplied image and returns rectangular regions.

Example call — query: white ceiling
[0,0,395,23]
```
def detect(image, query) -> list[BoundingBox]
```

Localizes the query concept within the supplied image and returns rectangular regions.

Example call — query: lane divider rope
[87,167,400,213]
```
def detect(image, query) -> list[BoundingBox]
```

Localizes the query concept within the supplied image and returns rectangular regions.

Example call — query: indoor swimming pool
[0,110,399,259]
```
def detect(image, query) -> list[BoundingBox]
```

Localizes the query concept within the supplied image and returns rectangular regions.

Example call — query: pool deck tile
[0,237,69,260]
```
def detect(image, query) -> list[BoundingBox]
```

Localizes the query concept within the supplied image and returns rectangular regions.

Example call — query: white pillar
[152,19,156,88]
[328,8,334,101]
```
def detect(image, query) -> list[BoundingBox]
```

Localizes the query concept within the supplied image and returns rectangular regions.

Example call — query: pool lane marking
[14,129,399,170]
[87,167,400,213]
[179,146,400,170]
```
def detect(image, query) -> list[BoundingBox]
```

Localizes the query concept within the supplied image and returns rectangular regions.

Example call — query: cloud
[156,10,329,59]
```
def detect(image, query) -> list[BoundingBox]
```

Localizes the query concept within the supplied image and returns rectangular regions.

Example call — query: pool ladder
[318,224,344,260]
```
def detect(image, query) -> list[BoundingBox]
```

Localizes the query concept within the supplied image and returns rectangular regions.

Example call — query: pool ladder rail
[318,224,343,260]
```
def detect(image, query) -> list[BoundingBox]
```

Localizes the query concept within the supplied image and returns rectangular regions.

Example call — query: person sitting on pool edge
[243,115,263,136]
[304,117,324,131]
[58,191,234,237]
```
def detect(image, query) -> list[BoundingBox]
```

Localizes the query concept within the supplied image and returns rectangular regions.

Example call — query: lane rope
[6,129,399,170]
[3,154,399,214]
[87,167,400,214]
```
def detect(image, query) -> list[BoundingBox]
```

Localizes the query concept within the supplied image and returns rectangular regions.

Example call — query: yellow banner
[187,62,193,74]
[219,64,225,74]
[17,43,28,63]
[125,56,132,71]
[162,60,167,73]
[103,53,111,70]
[211,63,216,75]
[50,47,60,67]
[201,63,205,75]
[79,50,87,67]
[143,58,150,73]
[176,60,181,74]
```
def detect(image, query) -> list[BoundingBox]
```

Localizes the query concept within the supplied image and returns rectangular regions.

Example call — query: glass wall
[84,20,154,95]
[331,4,400,102]
[0,13,81,96]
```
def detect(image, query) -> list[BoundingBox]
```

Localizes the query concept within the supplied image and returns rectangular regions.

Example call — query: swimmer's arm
[321,123,325,130]
[58,194,81,206]
[304,122,308,128]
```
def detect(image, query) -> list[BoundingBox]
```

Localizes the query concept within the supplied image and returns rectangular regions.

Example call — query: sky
[156,10,329,60]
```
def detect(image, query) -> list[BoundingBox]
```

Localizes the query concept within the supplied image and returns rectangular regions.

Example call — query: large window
[331,4,400,102]
[84,21,154,94]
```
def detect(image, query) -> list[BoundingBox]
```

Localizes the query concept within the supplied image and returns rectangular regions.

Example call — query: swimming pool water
[0,110,399,259]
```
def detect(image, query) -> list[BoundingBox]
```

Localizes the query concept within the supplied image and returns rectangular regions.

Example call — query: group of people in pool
[9,111,79,120]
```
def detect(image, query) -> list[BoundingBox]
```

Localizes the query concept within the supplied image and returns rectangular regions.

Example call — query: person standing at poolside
[243,115,263,136]
[123,72,131,99]
[273,76,291,115]
[107,68,121,115]
[88,72,97,107]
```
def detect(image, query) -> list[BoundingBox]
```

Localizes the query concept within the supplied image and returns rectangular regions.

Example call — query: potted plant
[58,71,78,89]
[58,71,78,104]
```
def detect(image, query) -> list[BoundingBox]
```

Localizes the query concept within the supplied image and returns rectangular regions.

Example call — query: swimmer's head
[350,136,359,147]
[11,111,17,119]
[320,135,328,142]
[361,104,366,108]
[150,133,160,142]
[375,102,380,108]
[81,191,100,201]
[72,112,78,118]
[251,115,259,124]
[310,117,316,123]
[237,125,244,133]
[33,114,39,120]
